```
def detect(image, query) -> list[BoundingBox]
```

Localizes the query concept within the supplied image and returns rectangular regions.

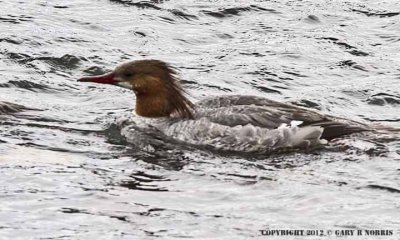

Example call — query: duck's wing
[197,95,290,109]
[163,117,325,153]
[196,95,369,140]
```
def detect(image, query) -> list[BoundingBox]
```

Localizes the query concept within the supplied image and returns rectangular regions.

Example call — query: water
[1,0,400,239]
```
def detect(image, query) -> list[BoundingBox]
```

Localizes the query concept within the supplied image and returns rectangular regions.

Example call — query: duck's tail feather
[301,121,369,141]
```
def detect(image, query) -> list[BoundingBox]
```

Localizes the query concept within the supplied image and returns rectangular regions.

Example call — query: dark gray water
[1,0,400,239]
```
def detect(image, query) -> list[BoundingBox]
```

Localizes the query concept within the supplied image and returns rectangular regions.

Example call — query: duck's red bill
[78,72,115,84]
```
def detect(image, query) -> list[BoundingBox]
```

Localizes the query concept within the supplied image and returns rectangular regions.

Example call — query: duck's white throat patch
[117,81,132,90]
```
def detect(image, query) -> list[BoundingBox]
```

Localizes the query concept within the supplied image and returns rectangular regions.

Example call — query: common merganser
[78,60,368,153]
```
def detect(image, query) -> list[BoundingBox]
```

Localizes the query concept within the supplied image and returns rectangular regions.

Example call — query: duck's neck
[135,93,194,119]
[135,94,171,118]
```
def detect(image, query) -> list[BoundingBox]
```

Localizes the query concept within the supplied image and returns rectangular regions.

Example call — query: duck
[78,59,369,153]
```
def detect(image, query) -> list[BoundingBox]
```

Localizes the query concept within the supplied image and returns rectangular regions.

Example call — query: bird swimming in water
[78,59,369,153]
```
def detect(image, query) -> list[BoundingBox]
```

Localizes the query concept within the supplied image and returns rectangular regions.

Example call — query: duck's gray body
[154,95,369,153]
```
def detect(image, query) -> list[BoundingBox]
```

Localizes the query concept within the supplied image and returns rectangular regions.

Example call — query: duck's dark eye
[123,72,134,78]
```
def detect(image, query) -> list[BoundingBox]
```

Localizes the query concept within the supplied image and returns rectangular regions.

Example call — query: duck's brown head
[79,60,194,119]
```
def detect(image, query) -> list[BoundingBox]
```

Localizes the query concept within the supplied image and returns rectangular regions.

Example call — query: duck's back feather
[196,95,369,141]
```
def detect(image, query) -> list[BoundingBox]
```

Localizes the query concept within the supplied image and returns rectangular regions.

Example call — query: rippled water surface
[1,0,400,239]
